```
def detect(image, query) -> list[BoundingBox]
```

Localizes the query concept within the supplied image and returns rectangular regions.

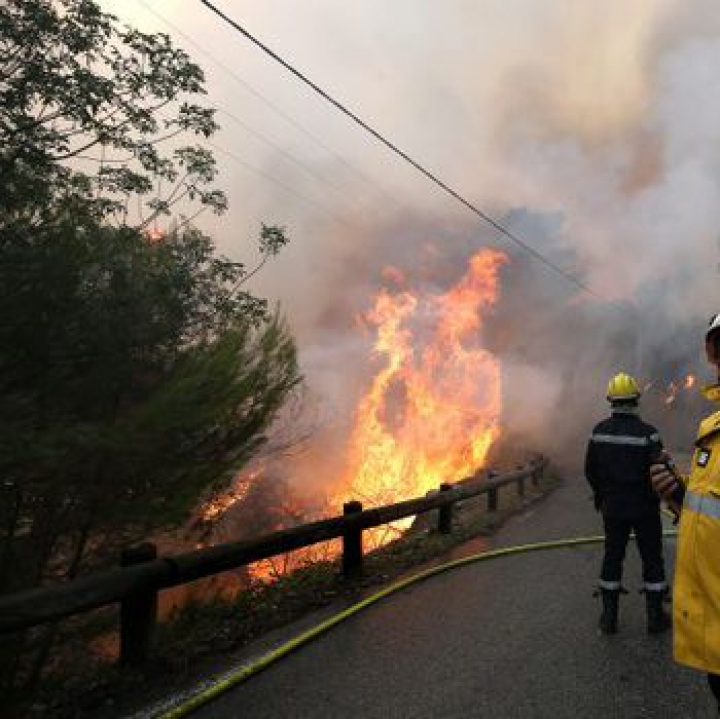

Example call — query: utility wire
[133,0,397,208]
[216,105,332,188]
[199,0,606,300]
[131,7,334,189]
[209,140,354,229]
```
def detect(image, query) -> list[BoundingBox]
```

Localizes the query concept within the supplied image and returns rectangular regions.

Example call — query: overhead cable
[133,0,396,207]
[199,0,606,300]
[209,140,354,229]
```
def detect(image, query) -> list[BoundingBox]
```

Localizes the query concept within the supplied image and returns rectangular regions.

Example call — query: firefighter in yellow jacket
[651,313,720,710]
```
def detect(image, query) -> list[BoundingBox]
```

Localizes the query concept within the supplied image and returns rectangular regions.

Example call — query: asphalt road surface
[192,475,714,719]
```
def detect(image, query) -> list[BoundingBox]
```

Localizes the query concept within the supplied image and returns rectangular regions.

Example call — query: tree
[0,220,301,693]
[0,0,226,233]
[0,0,301,694]
[0,222,299,589]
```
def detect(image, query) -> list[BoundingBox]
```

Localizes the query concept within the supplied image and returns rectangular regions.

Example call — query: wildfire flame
[199,471,255,522]
[338,248,507,509]
[145,227,166,243]
[195,247,507,574]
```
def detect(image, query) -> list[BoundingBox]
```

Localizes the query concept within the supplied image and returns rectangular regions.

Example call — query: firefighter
[585,372,670,635]
[650,313,720,710]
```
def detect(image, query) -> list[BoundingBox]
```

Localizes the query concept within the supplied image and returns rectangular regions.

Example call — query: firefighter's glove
[649,458,680,501]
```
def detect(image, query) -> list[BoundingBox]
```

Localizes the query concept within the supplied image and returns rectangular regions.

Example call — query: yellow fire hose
[158,528,678,718]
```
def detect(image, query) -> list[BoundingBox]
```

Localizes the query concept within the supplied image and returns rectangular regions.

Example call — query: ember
[663,374,696,406]
[200,471,254,522]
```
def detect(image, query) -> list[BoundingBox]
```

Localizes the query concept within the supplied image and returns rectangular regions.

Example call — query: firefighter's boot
[599,589,620,635]
[646,590,671,635]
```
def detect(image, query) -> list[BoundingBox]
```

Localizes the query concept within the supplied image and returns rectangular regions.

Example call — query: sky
[97,0,720,461]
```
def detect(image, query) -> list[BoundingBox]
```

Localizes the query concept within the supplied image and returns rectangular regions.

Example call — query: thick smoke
[106,1,720,480]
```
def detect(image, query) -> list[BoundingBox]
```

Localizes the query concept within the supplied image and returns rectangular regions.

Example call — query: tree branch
[4,108,67,139]
[136,175,192,231]
[51,98,173,161]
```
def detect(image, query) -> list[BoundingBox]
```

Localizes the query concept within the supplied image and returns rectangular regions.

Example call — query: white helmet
[708,313,720,338]
[707,314,720,364]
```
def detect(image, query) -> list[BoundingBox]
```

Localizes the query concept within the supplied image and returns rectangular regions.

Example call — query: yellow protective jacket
[674,407,720,674]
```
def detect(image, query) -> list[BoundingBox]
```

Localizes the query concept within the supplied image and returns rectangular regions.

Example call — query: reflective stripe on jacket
[674,409,720,674]
[584,411,663,517]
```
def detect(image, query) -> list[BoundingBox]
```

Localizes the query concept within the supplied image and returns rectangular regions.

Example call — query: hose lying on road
[157,529,678,718]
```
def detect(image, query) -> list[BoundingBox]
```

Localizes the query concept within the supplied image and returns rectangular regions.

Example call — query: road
[191,474,713,719]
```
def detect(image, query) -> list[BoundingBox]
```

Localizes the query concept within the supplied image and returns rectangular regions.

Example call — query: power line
[213,104,390,223]
[133,3,335,189]
[209,140,354,229]
[199,0,606,301]
[133,0,398,208]
[216,105,331,187]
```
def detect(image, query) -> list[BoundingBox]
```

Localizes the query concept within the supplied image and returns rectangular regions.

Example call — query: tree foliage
[1,223,299,586]
[0,221,300,697]
[0,0,298,582]
[0,6,302,697]
[0,0,226,232]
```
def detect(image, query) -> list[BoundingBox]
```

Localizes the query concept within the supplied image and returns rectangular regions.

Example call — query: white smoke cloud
[101,0,720,470]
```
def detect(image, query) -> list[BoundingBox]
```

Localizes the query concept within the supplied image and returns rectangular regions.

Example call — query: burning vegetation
[338,248,506,509]
[195,247,507,568]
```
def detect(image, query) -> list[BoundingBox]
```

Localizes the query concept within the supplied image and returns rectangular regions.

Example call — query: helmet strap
[707,331,720,365]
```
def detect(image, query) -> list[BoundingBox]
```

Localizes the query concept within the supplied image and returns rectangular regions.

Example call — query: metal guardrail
[0,457,548,667]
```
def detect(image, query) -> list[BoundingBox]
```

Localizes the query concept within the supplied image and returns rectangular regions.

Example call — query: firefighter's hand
[650,454,680,500]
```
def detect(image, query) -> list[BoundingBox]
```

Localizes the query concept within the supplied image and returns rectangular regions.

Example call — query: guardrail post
[531,461,540,487]
[487,470,498,512]
[120,543,158,669]
[342,501,363,578]
[517,465,526,498]
[437,483,453,533]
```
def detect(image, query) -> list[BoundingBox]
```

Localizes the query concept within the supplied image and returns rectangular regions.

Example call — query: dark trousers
[601,511,666,585]
[708,674,720,713]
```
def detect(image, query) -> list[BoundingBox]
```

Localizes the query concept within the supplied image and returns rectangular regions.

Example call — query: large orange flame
[338,248,507,509]
[196,247,507,576]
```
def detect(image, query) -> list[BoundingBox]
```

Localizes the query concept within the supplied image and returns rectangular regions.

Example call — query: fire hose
[155,528,678,718]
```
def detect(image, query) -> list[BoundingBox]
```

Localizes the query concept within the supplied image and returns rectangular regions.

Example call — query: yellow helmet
[606,372,641,402]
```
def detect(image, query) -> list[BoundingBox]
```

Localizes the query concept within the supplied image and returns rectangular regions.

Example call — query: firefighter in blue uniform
[585,373,670,635]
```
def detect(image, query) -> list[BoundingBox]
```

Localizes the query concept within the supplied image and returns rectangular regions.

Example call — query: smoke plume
[106,0,720,480]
